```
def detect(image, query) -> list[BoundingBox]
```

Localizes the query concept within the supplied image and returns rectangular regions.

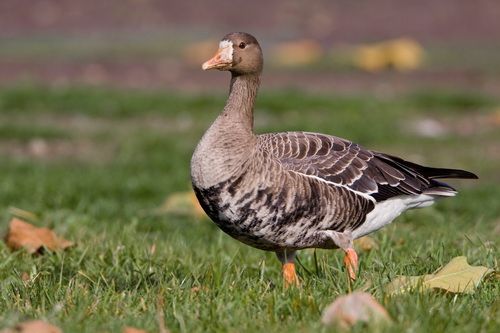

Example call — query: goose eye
[238,42,246,49]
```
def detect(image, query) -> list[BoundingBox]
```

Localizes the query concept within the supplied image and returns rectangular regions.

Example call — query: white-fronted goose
[191,32,478,285]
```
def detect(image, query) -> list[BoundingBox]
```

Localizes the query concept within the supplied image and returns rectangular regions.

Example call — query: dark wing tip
[460,170,479,179]
[430,168,478,180]
[377,153,478,180]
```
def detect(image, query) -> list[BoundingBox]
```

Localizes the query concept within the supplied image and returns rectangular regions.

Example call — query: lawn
[0,85,498,332]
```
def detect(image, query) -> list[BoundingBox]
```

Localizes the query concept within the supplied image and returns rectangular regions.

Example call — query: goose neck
[221,73,260,132]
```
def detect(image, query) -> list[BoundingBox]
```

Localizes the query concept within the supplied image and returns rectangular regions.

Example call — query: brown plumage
[190,32,478,285]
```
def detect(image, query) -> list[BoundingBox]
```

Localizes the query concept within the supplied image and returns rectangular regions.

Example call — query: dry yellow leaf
[322,291,391,329]
[354,45,387,72]
[0,320,63,333]
[270,39,323,67]
[385,256,493,294]
[385,38,424,71]
[354,38,424,72]
[5,218,74,254]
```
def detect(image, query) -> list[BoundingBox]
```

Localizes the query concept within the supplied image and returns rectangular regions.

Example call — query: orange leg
[343,248,358,280]
[318,230,358,280]
[276,250,300,287]
[282,262,300,287]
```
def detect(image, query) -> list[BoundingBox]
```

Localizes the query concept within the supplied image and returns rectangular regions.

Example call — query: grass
[0,85,499,332]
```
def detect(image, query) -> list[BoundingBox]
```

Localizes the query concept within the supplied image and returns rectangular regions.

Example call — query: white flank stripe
[289,170,376,202]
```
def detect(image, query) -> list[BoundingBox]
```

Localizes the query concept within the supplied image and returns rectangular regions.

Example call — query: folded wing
[258,132,477,202]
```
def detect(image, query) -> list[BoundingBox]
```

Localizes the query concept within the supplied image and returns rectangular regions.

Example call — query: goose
[190,32,478,286]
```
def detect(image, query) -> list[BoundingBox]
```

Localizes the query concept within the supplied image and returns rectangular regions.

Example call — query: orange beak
[202,44,233,70]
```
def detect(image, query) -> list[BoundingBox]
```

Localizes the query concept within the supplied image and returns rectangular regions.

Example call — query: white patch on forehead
[218,39,234,63]
[219,40,232,49]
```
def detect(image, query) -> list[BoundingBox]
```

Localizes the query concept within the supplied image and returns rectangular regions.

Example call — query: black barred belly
[192,174,374,251]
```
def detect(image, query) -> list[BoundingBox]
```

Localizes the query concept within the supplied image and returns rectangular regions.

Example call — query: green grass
[0,85,498,332]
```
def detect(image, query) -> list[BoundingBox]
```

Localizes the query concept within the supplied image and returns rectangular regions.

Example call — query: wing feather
[258,131,470,202]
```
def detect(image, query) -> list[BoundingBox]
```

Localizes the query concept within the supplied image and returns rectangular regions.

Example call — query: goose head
[202,32,263,75]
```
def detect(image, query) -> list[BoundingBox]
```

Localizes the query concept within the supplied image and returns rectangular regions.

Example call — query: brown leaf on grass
[322,292,391,329]
[354,236,378,252]
[0,320,63,333]
[158,191,207,219]
[5,218,74,254]
[385,256,494,295]
[21,272,30,282]
[123,327,148,333]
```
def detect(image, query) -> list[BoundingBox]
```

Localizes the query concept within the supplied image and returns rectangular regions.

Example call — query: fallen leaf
[354,38,424,72]
[322,292,391,329]
[158,191,207,219]
[385,38,424,71]
[21,272,30,282]
[354,236,378,252]
[354,45,387,72]
[270,39,323,67]
[385,256,494,294]
[5,218,74,254]
[0,320,63,333]
[123,327,148,333]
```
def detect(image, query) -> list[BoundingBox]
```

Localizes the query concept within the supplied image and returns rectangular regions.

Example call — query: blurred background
[1,0,500,94]
[1,2,499,331]
[1,0,499,218]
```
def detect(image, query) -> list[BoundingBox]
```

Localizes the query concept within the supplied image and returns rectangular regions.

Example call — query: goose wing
[258,132,476,202]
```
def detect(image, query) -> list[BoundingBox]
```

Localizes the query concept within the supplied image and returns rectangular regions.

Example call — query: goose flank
[190,32,478,285]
